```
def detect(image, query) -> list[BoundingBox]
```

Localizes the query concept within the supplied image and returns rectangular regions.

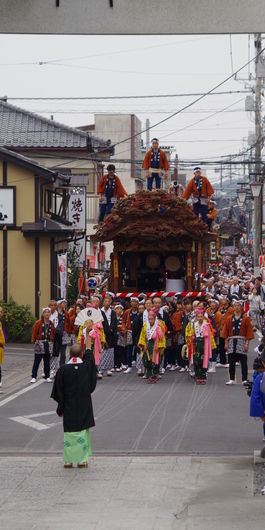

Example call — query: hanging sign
[113,258,119,279]
[68,186,86,265]
[187,257,192,278]
[58,253,67,299]
[87,277,98,289]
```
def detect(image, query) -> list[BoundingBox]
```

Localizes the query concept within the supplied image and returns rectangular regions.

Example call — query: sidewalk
[0,454,264,530]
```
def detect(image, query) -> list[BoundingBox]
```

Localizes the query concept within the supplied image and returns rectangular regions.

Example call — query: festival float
[217,218,246,256]
[90,190,218,295]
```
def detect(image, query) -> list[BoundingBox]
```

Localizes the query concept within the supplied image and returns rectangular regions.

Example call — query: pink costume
[89,323,103,366]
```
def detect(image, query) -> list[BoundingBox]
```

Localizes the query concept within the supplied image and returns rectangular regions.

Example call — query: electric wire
[6,90,248,101]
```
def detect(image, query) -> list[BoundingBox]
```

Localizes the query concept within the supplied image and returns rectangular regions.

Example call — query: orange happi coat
[142,149,170,171]
[182,176,214,200]
[31,319,55,343]
[220,313,254,340]
[97,174,127,200]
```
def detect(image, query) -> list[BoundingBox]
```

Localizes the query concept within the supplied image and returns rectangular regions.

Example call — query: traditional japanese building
[0,147,82,317]
[0,100,114,264]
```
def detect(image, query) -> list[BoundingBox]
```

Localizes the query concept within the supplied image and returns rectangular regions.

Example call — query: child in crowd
[138,308,166,384]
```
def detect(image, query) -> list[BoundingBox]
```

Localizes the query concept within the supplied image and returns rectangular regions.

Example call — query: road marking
[256,330,262,338]
[0,380,44,407]
[26,411,56,419]
[10,416,50,431]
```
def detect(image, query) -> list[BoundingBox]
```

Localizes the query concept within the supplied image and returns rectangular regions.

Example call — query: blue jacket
[250,372,265,417]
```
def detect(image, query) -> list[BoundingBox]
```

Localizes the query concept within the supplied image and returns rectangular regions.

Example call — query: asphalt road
[0,340,263,456]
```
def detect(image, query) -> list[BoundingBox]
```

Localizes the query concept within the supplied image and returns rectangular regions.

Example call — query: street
[1,342,265,530]
[0,341,263,456]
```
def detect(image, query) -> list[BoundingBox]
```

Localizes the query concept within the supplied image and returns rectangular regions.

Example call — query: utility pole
[220,163,223,220]
[229,155,232,206]
[146,119,150,149]
[254,33,262,272]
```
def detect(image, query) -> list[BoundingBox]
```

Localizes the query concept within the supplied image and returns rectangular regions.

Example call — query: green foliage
[0,298,36,343]
[67,246,81,306]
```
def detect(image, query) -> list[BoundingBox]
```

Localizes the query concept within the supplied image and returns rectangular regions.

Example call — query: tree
[0,298,36,342]
[67,246,81,307]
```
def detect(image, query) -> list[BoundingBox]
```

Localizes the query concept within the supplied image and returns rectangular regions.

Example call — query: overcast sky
[0,33,260,185]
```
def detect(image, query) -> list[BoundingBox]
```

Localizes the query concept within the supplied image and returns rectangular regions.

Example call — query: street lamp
[237,186,247,204]
[250,179,263,198]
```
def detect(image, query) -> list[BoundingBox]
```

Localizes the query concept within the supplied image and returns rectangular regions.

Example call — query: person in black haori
[51,321,97,468]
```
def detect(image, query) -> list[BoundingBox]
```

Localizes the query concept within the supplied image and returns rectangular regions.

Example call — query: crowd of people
[24,246,265,391]
[2,246,265,466]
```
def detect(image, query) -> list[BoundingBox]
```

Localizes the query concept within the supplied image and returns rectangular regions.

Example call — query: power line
[230,35,234,76]
[158,97,246,141]
[19,47,263,171]
[6,90,248,101]
[0,35,218,67]
[113,48,264,150]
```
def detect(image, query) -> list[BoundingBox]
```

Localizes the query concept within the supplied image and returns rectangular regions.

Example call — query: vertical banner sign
[58,253,67,299]
[68,187,86,266]
[187,257,192,278]
[113,257,119,279]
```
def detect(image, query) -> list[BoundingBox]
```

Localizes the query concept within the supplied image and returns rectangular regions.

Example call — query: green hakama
[64,429,92,464]
[194,337,207,381]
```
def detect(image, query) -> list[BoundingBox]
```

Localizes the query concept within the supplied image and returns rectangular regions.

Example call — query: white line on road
[0,380,44,407]
[10,416,50,431]
[26,411,56,419]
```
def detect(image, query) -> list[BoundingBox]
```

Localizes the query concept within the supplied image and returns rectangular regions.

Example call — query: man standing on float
[142,138,170,190]
[97,164,128,223]
[182,167,214,224]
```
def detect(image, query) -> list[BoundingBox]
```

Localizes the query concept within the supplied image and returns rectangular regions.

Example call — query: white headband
[57,299,66,305]
[106,291,115,299]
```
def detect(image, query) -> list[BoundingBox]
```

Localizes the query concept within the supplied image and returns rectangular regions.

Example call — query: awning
[21,217,80,238]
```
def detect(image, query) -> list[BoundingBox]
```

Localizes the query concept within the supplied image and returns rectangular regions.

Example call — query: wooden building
[0,147,81,317]
[91,190,217,293]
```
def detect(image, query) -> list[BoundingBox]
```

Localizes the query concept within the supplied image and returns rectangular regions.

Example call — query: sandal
[64,462,73,468]
[148,377,156,384]
[78,462,88,468]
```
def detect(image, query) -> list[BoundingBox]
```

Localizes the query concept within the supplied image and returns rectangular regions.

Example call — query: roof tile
[0,101,113,152]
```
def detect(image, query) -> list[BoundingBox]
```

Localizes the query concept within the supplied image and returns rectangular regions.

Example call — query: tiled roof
[0,101,113,152]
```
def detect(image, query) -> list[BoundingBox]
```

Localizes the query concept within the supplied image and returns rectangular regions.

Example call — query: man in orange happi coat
[142,138,170,190]
[182,167,214,224]
[221,298,254,386]
[97,164,128,223]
